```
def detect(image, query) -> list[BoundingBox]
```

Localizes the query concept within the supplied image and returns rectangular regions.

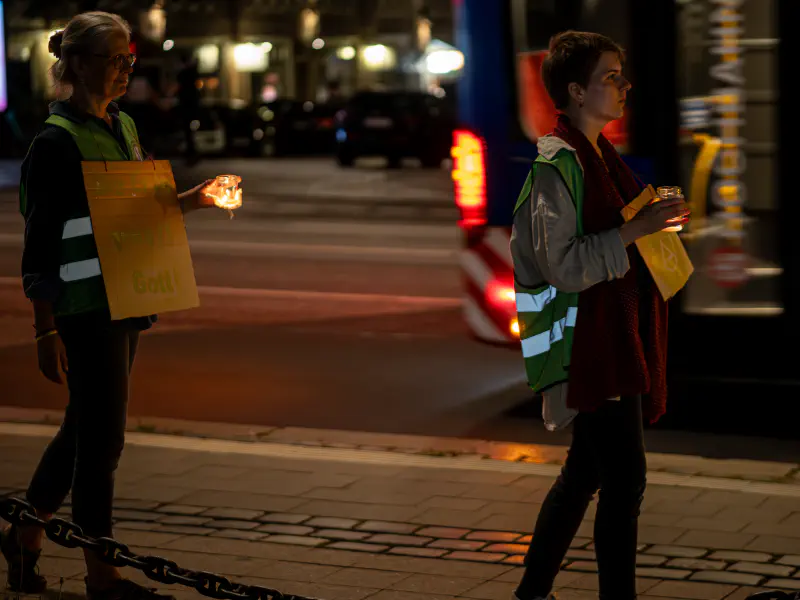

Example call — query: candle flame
[214,187,243,210]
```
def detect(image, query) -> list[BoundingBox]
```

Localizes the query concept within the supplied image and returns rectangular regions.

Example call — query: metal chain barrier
[1,497,320,600]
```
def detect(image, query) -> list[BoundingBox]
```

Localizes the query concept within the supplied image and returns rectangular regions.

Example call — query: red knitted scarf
[554,114,668,424]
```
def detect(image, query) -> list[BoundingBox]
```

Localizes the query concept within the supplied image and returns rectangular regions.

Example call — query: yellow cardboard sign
[82,160,199,320]
[622,185,694,301]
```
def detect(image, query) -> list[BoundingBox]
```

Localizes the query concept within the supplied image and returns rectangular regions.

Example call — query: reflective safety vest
[19,112,143,316]
[512,150,584,392]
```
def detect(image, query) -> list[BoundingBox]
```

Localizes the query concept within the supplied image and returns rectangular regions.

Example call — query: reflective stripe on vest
[515,285,557,313]
[520,306,578,358]
[512,149,584,392]
[60,217,98,283]
[60,258,102,282]
[62,216,93,239]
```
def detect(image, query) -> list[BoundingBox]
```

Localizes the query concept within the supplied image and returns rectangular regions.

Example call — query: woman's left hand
[178,179,216,213]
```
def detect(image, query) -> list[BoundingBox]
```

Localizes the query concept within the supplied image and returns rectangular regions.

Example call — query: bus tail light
[486,279,515,307]
[486,279,519,338]
[451,129,487,228]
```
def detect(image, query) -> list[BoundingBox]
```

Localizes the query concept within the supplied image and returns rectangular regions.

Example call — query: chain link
[1,497,318,600]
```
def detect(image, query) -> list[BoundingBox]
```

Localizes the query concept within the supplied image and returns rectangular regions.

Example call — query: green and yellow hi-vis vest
[513,149,584,392]
[19,112,143,317]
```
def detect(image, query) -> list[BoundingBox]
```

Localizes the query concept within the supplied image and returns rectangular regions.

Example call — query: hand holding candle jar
[655,186,685,232]
[620,185,690,246]
[208,174,243,218]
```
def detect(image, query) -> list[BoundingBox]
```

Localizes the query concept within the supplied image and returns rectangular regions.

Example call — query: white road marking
[197,285,461,306]
[0,276,461,307]
[188,239,457,263]
[0,234,457,264]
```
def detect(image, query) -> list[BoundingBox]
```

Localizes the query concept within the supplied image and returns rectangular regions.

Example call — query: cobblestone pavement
[1,424,799,600]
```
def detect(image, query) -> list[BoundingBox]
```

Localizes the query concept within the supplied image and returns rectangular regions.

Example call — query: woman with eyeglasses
[1,12,213,600]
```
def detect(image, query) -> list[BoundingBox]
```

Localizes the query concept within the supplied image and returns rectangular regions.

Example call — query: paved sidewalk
[2,423,800,600]
[1,408,797,485]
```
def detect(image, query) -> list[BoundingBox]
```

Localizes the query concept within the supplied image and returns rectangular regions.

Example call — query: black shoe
[1,525,48,594]
[86,578,176,600]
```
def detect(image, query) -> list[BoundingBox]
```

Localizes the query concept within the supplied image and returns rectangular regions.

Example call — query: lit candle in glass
[214,174,243,218]
[656,186,684,232]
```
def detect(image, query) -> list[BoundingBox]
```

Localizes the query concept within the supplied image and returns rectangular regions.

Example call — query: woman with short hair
[510,30,690,600]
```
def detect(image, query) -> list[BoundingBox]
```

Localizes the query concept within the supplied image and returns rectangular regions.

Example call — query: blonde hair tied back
[49,11,132,89]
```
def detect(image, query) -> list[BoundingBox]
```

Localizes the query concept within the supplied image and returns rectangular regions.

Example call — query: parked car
[218,103,267,157]
[141,102,227,157]
[187,104,227,155]
[258,100,340,157]
[124,98,341,158]
[146,101,265,158]
[334,91,455,168]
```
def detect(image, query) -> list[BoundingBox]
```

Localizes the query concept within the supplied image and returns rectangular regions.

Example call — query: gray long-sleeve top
[510,136,631,415]
[510,136,630,293]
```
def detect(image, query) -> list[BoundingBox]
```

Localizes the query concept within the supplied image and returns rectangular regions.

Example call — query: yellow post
[688,133,722,227]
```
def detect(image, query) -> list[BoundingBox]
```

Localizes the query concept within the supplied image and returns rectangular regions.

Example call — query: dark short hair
[541,30,625,110]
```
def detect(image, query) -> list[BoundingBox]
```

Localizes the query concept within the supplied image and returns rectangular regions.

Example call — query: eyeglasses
[93,53,137,70]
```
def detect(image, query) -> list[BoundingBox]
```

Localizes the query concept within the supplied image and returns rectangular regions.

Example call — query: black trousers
[518,395,647,600]
[26,320,139,538]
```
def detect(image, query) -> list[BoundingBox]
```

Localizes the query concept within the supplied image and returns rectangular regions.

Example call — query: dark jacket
[21,100,156,330]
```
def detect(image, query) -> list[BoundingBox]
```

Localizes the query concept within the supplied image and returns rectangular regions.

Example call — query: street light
[362,44,395,69]
[196,44,220,73]
[312,38,325,50]
[141,1,167,43]
[337,46,356,60]
[233,43,268,72]
[425,49,464,74]
[298,2,320,46]
[416,16,432,51]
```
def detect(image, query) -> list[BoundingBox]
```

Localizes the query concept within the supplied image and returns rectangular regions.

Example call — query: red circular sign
[708,247,749,289]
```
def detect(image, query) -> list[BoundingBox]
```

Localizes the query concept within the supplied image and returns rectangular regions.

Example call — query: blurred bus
[450,0,798,433]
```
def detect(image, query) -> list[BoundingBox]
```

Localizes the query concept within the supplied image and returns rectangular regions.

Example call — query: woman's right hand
[37,332,68,385]
[621,199,690,245]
